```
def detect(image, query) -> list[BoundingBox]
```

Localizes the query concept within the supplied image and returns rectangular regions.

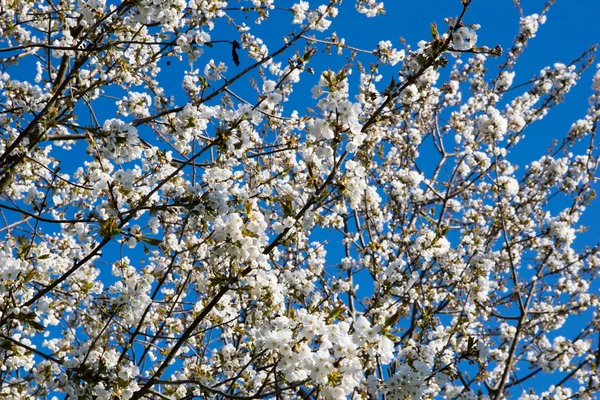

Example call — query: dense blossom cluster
[0,0,599,399]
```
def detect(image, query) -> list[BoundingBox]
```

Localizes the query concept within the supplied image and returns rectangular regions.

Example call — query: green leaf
[384,309,401,328]
[326,305,344,323]
[16,312,46,331]
[0,340,14,351]
[29,320,46,331]
[140,237,162,246]
[430,22,439,39]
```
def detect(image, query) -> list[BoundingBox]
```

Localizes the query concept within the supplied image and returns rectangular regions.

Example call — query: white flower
[291,1,310,24]
[497,71,516,91]
[520,13,546,38]
[127,237,137,249]
[204,59,228,80]
[309,119,335,140]
[477,108,508,141]
[263,80,277,93]
[593,65,600,91]
[376,40,405,66]
[311,85,325,99]
[497,176,519,196]
[356,0,385,17]
[452,27,478,51]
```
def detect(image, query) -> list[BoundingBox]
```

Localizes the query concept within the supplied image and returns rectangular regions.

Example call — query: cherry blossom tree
[1,0,599,399]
